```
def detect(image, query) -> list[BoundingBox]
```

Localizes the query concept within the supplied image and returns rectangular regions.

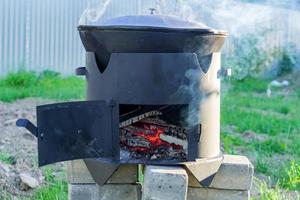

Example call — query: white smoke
[79,0,111,25]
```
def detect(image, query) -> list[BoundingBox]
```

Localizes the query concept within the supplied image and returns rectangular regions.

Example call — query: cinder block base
[67,155,253,200]
[68,184,141,200]
[142,165,188,200]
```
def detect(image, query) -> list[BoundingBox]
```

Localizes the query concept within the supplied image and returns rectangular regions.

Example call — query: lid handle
[149,8,157,15]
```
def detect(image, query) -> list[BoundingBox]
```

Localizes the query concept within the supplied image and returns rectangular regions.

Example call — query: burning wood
[120,114,188,161]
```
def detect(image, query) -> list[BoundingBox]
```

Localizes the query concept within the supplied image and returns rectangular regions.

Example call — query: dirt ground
[0,98,64,198]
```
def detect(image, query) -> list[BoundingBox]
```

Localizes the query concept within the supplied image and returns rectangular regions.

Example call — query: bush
[4,71,37,87]
[277,49,296,76]
[224,33,274,80]
[224,33,298,79]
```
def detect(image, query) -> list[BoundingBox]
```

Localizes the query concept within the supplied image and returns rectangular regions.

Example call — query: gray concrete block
[188,155,254,190]
[188,188,250,200]
[67,160,138,184]
[68,184,99,200]
[142,165,188,200]
[67,160,94,184]
[68,184,141,200]
[107,164,138,184]
[98,184,141,200]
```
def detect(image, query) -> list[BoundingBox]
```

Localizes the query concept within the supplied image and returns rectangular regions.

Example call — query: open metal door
[18,100,119,166]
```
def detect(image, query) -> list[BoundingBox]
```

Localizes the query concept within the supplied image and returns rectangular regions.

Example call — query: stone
[188,187,250,200]
[19,173,39,190]
[142,165,188,200]
[68,184,141,200]
[67,160,138,184]
[188,155,254,190]
[0,163,10,175]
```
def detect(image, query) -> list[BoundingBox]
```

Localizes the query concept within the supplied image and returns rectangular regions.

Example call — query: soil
[0,98,64,199]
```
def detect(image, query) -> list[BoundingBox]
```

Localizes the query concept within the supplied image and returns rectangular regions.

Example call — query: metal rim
[77,25,228,36]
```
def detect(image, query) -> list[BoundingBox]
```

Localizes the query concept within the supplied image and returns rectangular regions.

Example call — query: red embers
[120,119,182,152]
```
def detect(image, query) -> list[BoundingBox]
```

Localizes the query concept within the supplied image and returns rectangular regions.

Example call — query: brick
[67,160,138,184]
[188,188,250,200]
[188,155,254,190]
[142,165,188,200]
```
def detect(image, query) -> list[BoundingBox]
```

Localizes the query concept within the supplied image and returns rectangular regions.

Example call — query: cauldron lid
[100,14,209,29]
[79,14,227,35]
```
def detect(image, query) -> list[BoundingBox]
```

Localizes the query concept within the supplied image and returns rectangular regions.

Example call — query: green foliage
[255,181,290,200]
[221,132,243,154]
[256,139,287,154]
[228,78,269,93]
[279,106,289,114]
[256,157,269,174]
[222,79,300,135]
[224,33,274,79]
[224,33,298,79]
[0,70,85,102]
[34,167,67,200]
[4,71,38,87]
[277,49,296,76]
[281,161,300,190]
[221,78,300,186]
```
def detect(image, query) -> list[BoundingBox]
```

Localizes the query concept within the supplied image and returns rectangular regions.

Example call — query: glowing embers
[120,105,188,162]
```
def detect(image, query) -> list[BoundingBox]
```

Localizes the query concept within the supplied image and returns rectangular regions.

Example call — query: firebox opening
[119,104,189,163]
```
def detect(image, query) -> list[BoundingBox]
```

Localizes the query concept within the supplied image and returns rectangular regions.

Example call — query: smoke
[79,0,111,25]
[171,68,203,128]
[184,69,203,128]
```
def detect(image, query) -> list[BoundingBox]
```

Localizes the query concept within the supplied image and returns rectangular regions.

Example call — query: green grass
[0,70,85,102]
[281,161,300,190]
[221,78,300,194]
[33,167,67,200]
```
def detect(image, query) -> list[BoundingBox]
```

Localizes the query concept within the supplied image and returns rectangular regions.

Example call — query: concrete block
[142,165,188,200]
[188,187,250,200]
[68,184,141,200]
[67,160,94,184]
[188,155,253,190]
[67,160,138,184]
[98,184,141,200]
[68,184,99,200]
[107,164,138,184]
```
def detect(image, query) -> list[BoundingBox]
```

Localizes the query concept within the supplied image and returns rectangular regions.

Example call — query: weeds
[222,78,300,190]
[0,70,85,102]
[281,161,300,190]
[257,181,288,200]
[33,167,68,200]
[253,177,300,200]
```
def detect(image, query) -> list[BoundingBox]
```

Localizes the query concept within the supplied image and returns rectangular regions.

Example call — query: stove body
[83,51,222,162]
